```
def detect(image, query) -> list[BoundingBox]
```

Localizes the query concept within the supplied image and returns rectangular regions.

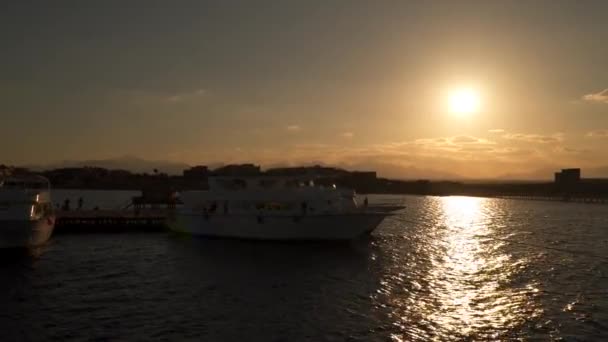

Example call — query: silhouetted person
[77,197,84,210]
[363,196,369,208]
[169,191,178,209]
[62,199,70,211]
[301,201,308,215]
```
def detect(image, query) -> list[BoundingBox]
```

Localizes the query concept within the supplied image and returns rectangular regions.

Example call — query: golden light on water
[448,88,480,117]
[426,196,540,337]
[431,197,497,333]
[384,196,542,340]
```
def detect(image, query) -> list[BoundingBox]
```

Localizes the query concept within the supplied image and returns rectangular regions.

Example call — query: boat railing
[208,176,344,192]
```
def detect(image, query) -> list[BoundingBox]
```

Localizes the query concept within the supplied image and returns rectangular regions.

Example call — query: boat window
[215,178,248,190]
[254,202,296,211]
[285,180,299,188]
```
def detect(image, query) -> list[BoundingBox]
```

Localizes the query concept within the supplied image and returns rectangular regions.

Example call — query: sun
[448,88,480,116]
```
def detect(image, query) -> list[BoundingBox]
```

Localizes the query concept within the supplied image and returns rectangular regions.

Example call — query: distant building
[348,171,377,182]
[213,164,261,176]
[554,168,581,189]
[0,165,10,177]
[0,165,31,177]
[183,165,209,179]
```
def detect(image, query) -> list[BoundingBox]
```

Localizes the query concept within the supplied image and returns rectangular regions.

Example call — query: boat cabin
[180,176,360,216]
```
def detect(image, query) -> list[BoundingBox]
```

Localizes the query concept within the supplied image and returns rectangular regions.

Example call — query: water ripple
[1,195,607,340]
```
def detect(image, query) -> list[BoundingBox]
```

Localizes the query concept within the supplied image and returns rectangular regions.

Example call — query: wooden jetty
[55,209,170,234]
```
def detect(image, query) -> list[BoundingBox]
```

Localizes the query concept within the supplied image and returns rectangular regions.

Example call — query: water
[1,195,607,341]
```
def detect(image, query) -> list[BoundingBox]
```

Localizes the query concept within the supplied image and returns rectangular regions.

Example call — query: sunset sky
[2,1,608,179]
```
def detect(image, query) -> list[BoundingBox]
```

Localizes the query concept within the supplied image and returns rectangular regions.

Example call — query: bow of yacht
[0,175,55,248]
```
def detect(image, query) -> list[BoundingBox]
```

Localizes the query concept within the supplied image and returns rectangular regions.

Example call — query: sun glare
[448,88,480,116]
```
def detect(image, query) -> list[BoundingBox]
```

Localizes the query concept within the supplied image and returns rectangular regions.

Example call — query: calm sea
[1,194,607,341]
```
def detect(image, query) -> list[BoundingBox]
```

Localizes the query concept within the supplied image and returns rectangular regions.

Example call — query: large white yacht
[0,175,56,248]
[168,177,401,240]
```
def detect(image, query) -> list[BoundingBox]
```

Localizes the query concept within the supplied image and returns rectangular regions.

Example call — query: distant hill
[332,162,465,181]
[262,161,464,180]
[23,155,608,181]
[28,156,191,175]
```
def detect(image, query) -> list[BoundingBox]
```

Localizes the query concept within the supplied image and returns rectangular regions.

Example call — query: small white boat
[0,175,55,248]
[168,177,401,240]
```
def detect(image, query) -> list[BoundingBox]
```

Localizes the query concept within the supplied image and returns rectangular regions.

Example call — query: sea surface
[1,195,608,341]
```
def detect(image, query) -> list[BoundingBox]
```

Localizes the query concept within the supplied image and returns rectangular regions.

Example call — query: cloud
[340,132,354,138]
[492,147,536,157]
[586,129,608,138]
[502,132,564,144]
[419,136,494,146]
[165,88,207,103]
[451,135,480,144]
[553,146,590,154]
[488,129,505,133]
[119,87,208,106]
[286,125,301,132]
[582,89,608,103]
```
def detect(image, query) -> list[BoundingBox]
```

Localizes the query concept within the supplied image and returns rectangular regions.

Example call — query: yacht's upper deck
[208,176,335,192]
[0,175,50,191]
[0,175,52,203]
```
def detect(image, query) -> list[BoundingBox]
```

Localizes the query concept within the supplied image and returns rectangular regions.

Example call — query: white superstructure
[168,177,400,240]
[0,175,55,248]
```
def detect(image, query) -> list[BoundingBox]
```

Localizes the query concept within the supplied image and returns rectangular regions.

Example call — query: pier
[55,209,169,233]
[493,194,608,205]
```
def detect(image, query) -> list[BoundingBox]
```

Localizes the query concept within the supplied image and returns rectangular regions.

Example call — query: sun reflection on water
[382,196,542,340]
[432,197,505,334]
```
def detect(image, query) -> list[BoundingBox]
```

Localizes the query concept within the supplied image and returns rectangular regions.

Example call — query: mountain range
[27,156,192,175]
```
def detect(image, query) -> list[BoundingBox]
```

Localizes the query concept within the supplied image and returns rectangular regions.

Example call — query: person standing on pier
[62,199,71,211]
[78,197,84,210]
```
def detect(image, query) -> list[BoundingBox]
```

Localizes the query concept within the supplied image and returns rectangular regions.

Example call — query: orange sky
[2,1,608,179]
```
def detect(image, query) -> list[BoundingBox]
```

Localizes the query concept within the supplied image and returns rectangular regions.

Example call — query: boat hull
[0,217,55,249]
[168,213,388,240]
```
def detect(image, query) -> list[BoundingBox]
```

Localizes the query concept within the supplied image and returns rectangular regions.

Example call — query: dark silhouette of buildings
[0,165,29,177]
[266,165,348,177]
[213,164,261,176]
[183,166,209,179]
[554,168,581,187]
[0,165,11,177]
[1,163,605,202]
